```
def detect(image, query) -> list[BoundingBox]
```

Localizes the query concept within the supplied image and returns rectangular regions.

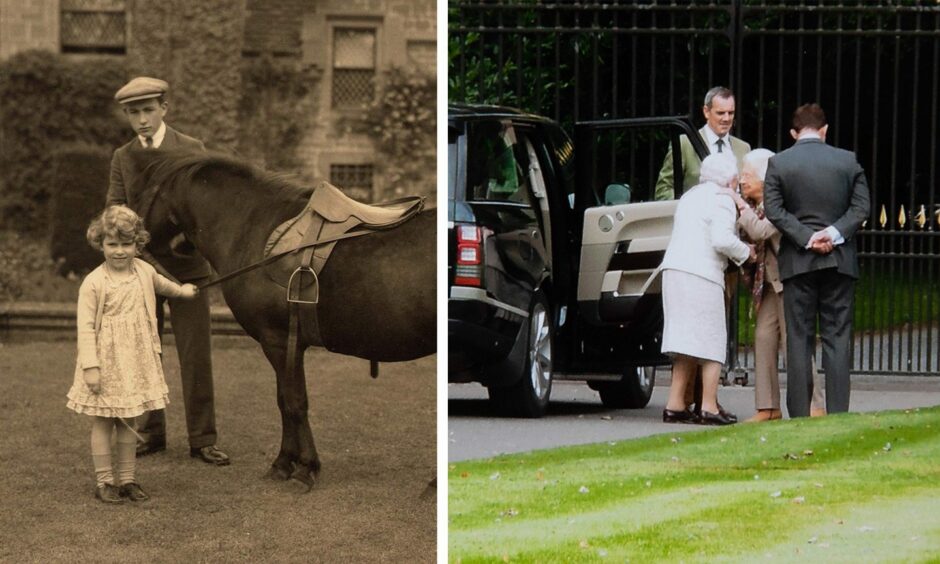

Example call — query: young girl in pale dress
[67,205,198,503]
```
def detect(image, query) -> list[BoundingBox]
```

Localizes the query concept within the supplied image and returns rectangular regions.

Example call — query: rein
[196,229,374,290]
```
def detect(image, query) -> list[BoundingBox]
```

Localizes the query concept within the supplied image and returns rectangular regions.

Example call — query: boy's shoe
[119,482,150,502]
[95,484,124,504]
[190,445,231,466]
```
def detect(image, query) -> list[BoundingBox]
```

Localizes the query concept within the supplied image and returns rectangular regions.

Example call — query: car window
[448,126,459,203]
[544,126,576,210]
[466,121,533,205]
[583,127,676,205]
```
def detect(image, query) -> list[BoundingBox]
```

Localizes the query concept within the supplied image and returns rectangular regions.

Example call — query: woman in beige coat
[729,149,826,421]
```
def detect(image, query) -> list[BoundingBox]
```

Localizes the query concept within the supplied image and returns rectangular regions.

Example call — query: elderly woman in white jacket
[660,154,755,426]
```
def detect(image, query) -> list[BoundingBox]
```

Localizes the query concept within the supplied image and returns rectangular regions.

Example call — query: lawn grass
[0,338,436,562]
[735,269,940,345]
[449,407,940,562]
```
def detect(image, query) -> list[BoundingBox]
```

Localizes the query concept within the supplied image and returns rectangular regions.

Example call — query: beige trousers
[754,286,825,411]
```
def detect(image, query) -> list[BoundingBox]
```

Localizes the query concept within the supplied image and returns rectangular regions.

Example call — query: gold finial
[879,205,887,228]
[898,205,907,228]
[915,205,926,229]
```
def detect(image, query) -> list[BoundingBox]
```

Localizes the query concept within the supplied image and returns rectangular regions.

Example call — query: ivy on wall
[238,55,322,173]
[126,0,245,152]
[357,67,437,201]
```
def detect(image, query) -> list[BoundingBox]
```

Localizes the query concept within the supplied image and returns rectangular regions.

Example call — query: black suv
[448,104,708,417]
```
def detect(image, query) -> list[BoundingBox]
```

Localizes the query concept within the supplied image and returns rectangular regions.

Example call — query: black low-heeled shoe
[718,404,738,423]
[662,408,697,424]
[697,410,736,426]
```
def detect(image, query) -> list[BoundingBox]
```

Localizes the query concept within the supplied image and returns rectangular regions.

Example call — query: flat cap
[114,77,169,104]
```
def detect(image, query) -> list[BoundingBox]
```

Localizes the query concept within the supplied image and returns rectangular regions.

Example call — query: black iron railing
[450,0,940,376]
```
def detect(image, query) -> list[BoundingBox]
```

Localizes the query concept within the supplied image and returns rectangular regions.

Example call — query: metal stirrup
[287,266,319,304]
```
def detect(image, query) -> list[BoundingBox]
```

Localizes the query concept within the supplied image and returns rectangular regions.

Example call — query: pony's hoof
[288,468,316,492]
[419,479,436,500]
[265,464,292,481]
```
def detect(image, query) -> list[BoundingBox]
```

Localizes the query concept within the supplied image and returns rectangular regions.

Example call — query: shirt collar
[138,122,167,148]
[797,130,822,141]
[702,125,729,154]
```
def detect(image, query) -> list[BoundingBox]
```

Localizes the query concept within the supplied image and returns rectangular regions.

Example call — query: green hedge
[49,145,112,276]
[0,50,127,232]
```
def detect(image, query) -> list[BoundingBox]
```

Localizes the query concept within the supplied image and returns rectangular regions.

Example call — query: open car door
[569,116,707,370]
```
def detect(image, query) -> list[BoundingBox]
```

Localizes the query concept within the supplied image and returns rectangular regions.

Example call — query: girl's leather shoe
[95,484,124,504]
[662,408,697,423]
[119,482,150,502]
[697,410,736,426]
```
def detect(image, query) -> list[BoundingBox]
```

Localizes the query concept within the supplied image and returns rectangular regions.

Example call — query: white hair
[742,148,776,180]
[698,153,738,188]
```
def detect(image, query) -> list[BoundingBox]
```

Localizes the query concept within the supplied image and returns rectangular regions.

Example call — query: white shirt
[702,125,731,156]
[138,122,167,149]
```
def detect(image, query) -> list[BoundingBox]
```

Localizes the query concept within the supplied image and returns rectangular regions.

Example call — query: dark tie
[716,138,725,153]
[145,137,154,149]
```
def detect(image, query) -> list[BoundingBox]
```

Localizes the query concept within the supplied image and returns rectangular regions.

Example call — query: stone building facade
[0,0,436,202]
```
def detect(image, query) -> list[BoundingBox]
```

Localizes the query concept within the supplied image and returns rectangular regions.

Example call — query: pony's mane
[141,150,311,202]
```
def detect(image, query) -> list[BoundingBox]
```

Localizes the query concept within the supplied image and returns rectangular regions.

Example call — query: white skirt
[661,269,727,363]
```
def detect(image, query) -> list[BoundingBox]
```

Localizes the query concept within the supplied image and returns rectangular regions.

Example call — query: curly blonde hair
[86,205,151,251]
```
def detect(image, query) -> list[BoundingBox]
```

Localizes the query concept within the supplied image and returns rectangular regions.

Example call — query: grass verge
[449,407,940,562]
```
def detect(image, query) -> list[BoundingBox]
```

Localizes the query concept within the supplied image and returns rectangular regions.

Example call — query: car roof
[449,103,557,126]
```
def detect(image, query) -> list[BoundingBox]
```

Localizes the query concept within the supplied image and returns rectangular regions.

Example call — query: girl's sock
[91,417,114,487]
[115,423,137,485]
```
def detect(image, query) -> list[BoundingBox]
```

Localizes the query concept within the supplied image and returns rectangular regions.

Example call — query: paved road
[448,374,940,462]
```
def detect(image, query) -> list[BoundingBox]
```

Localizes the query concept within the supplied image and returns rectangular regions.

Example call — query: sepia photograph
[0,1,436,561]
[447,0,940,561]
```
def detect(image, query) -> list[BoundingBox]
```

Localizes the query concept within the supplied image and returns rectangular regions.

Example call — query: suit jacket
[76,259,184,370]
[654,126,751,201]
[737,205,784,294]
[106,125,211,280]
[763,138,870,281]
[660,182,751,287]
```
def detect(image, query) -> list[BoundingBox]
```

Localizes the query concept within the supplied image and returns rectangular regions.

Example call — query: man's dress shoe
[136,438,166,457]
[191,445,231,466]
[662,408,697,424]
[95,484,124,504]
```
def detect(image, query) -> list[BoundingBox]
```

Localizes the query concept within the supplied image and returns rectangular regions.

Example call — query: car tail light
[454,225,483,286]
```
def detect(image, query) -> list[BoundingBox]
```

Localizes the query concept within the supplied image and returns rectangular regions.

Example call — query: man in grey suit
[106,77,230,465]
[763,103,870,417]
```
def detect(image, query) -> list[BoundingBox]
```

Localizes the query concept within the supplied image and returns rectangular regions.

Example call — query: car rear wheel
[596,366,656,409]
[488,294,553,418]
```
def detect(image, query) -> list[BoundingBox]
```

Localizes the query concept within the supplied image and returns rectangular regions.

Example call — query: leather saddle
[262,181,425,300]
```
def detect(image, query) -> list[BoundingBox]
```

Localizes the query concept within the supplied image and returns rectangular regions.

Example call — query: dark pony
[132,150,435,489]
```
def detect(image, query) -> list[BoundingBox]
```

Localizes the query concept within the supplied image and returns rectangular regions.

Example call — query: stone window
[61,0,126,54]
[332,28,376,108]
[330,164,374,202]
